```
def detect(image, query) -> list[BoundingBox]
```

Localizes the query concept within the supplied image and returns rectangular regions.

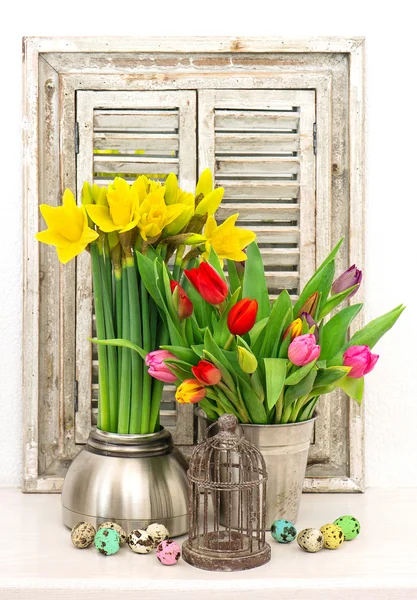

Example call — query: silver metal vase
[198,410,316,526]
[61,427,189,536]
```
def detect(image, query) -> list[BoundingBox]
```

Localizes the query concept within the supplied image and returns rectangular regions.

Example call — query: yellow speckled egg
[320,523,345,549]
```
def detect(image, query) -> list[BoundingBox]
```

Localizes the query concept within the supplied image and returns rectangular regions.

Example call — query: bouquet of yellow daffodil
[36,169,255,435]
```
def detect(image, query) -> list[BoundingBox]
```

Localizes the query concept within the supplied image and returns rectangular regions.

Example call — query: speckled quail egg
[128,529,154,554]
[334,515,360,540]
[94,528,120,556]
[146,523,170,547]
[71,522,96,549]
[320,523,345,549]
[156,540,181,565]
[98,521,127,544]
[271,519,297,544]
[297,528,324,553]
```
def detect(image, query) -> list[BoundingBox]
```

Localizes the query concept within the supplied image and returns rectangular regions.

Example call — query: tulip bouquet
[136,238,404,424]
[36,169,257,434]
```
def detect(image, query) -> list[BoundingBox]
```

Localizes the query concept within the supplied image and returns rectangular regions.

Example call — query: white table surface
[1,487,416,599]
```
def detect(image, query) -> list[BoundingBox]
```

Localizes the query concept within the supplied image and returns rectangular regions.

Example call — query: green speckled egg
[320,523,344,549]
[297,528,324,553]
[98,521,127,544]
[334,515,360,540]
[94,528,120,556]
[71,522,96,549]
[271,519,297,543]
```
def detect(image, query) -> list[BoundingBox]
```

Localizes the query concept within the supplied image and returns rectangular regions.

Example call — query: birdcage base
[182,535,271,571]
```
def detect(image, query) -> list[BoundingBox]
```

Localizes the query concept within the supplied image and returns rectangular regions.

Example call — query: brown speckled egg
[98,521,127,544]
[128,529,154,554]
[71,522,96,549]
[297,528,324,553]
[146,523,169,547]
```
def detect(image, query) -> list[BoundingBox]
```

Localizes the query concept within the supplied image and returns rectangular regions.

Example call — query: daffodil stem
[140,278,151,433]
[118,260,131,434]
[126,256,143,434]
[173,245,185,280]
[149,327,169,433]
[99,251,118,433]
[90,243,110,432]
[114,267,123,386]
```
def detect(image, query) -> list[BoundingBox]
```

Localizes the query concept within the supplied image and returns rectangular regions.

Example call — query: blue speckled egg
[271,519,297,543]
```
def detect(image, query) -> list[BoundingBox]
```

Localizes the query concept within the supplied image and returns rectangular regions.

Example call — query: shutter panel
[75,90,196,446]
[198,90,316,297]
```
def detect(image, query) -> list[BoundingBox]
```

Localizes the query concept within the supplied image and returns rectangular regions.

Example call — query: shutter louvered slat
[198,89,316,299]
[94,132,178,153]
[94,110,178,131]
[93,155,179,175]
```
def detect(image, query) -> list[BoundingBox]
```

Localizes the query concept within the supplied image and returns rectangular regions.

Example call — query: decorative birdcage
[182,414,271,571]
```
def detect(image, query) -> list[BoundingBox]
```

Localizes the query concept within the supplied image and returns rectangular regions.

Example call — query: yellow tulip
[175,379,206,404]
[237,346,258,374]
[35,189,98,264]
[86,177,139,233]
[203,214,256,263]
[136,192,184,242]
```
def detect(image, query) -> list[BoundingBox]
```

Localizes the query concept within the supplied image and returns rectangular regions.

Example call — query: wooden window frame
[22,36,365,493]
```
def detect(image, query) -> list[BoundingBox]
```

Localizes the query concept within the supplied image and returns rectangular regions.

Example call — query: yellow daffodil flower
[194,168,224,217]
[161,174,196,236]
[86,177,139,233]
[35,189,98,264]
[132,175,165,204]
[136,192,184,242]
[203,214,256,263]
[81,182,107,207]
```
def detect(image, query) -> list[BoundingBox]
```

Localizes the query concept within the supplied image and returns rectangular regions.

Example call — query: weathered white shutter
[75,90,196,447]
[198,90,316,296]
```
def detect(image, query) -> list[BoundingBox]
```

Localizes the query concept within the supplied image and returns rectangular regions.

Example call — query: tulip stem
[90,242,110,432]
[274,389,284,424]
[126,256,143,434]
[289,395,310,423]
[223,334,235,351]
[118,260,131,434]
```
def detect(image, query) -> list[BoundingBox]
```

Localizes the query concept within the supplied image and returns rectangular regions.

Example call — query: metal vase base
[198,410,316,526]
[61,428,189,537]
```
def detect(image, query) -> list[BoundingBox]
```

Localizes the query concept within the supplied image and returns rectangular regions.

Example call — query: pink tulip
[343,345,379,378]
[288,334,320,366]
[145,350,177,383]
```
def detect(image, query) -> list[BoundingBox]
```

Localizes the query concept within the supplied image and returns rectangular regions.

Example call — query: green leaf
[261,291,293,358]
[249,317,268,346]
[213,288,241,347]
[293,237,344,316]
[203,330,237,390]
[264,358,287,411]
[338,376,364,405]
[208,246,227,282]
[203,349,236,392]
[242,241,270,321]
[318,285,359,320]
[320,304,363,360]
[315,260,337,318]
[135,252,165,310]
[89,337,147,360]
[237,376,268,424]
[329,304,406,366]
[285,360,317,386]
[314,366,352,387]
[278,333,291,359]
[160,345,199,364]
[284,370,317,406]
[227,259,243,300]
[191,344,205,358]
[164,358,194,374]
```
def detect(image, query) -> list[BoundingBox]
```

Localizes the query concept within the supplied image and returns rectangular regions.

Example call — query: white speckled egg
[297,528,324,553]
[98,521,127,544]
[71,522,96,549]
[128,529,154,554]
[146,523,170,547]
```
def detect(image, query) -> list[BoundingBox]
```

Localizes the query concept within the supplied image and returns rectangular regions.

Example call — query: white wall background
[0,0,416,488]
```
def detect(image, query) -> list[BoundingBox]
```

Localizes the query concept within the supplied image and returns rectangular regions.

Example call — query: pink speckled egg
[156,539,181,565]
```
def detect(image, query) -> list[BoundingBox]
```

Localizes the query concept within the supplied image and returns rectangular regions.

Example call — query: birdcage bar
[182,414,271,571]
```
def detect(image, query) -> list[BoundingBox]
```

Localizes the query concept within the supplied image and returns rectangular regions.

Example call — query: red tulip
[184,262,228,305]
[227,298,258,336]
[170,280,193,320]
[192,360,222,386]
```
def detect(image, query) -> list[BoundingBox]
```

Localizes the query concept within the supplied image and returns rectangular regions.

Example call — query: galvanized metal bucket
[61,427,189,536]
[197,410,316,526]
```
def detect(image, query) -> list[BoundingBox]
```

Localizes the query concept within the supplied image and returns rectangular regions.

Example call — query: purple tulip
[145,350,177,383]
[332,265,362,299]
[301,312,319,343]
[288,334,321,366]
[343,345,379,378]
